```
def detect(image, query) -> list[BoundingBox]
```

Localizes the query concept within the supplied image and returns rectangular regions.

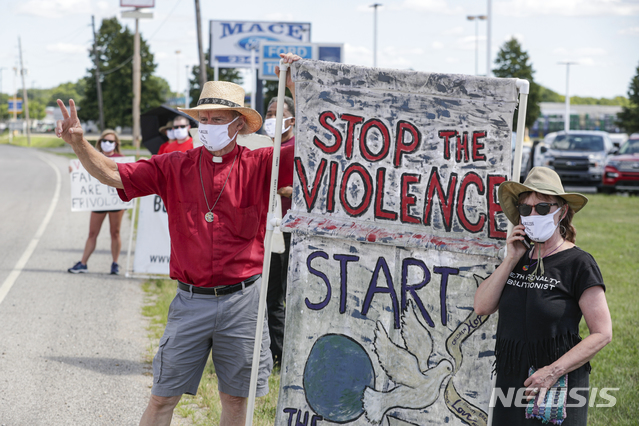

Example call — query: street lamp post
[467,15,487,76]
[559,61,577,133]
[370,3,382,67]
[176,50,181,105]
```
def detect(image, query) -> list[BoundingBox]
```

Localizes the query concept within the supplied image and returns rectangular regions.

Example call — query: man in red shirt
[55,54,299,426]
[157,115,193,154]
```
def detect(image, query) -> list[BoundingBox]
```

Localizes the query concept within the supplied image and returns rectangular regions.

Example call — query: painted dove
[362,302,453,424]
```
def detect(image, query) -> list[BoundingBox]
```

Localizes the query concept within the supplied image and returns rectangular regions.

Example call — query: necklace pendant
[205,212,215,223]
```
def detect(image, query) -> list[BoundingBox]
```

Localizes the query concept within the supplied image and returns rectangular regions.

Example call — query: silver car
[543,130,616,191]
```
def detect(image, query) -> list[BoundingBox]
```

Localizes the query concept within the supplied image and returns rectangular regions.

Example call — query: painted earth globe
[303,334,375,423]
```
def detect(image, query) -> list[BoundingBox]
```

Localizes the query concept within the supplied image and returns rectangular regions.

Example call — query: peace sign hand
[56,99,84,145]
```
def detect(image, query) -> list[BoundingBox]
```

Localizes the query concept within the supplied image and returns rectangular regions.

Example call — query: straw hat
[498,167,589,225]
[159,120,173,135]
[178,81,262,134]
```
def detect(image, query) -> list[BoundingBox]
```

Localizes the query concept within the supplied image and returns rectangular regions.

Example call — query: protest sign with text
[69,157,135,212]
[277,60,522,425]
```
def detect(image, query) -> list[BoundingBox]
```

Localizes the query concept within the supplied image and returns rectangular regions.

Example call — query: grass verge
[141,196,636,425]
[0,132,136,150]
[575,194,639,425]
[141,279,280,426]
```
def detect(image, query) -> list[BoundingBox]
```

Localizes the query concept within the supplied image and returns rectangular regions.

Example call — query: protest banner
[277,60,522,425]
[132,194,170,275]
[69,157,135,212]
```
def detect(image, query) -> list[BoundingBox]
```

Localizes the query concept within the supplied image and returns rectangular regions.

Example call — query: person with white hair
[56,53,301,426]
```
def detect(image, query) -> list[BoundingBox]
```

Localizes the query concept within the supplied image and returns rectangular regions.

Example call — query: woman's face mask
[198,116,240,152]
[263,117,292,138]
[167,128,176,140]
[101,140,116,153]
[173,126,190,140]
[520,207,563,242]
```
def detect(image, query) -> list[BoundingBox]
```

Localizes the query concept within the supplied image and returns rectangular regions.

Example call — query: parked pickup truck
[543,131,616,192]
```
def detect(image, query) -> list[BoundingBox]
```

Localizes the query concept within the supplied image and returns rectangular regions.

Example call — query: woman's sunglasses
[100,139,116,144]
[517,202,559,216]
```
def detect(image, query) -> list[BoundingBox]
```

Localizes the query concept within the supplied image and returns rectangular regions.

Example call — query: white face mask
[263,117,292,138]
[173,126,190,140]
[521,208,563,243]
[101,140,116,153]
[167,128,176,140]
[198,116,240,152]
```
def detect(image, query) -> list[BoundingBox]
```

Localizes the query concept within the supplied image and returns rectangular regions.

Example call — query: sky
[0,0,638,101]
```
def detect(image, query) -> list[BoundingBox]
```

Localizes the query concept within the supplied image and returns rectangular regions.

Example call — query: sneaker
[110,262,120,275]
[68,261,87,274]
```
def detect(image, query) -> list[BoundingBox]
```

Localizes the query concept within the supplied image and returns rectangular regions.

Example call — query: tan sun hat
[178,81,262,134]
[498,166,589,225]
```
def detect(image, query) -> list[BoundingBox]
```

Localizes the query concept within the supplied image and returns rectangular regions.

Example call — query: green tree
[79,17,163,130]
[26,99,46,120]
[188,54,242,107]
[262,80,294,114]
[539,85,563,103]
[0,93,10,121]
[616,62,639,133]
[47,81,85,106]
[493,38,541,131]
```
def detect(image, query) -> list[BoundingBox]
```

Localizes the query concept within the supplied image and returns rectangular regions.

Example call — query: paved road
[0,145,152,425]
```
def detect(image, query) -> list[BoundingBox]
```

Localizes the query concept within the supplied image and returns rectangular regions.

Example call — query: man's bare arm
[56,99,124,189]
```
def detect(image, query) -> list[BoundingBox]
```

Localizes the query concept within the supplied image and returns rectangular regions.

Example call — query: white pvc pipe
[505,79,530,253]
[124,196,138,278]
[245,59,290,426]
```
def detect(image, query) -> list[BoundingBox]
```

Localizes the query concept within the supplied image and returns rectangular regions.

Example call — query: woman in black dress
[475,167,612,425]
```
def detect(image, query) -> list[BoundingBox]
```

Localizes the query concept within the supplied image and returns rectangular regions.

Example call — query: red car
[602,138,639,193]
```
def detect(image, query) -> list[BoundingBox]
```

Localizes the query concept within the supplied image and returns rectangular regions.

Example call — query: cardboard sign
[277,60,520,425]
[69,157,134,212]
[133,195,170,275]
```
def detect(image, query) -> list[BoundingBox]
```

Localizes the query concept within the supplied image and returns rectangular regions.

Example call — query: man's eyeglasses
[517,202,559,216]
[172,125,187,129]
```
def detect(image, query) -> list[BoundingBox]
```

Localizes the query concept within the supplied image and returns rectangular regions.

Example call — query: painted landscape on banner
[278,60,520,425]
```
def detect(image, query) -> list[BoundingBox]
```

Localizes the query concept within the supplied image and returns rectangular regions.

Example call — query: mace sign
[277,60,521,425]
[209,20,311,68]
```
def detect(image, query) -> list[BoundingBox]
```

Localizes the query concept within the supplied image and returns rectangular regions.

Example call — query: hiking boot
[68,261,87,274]
[110,262,120,275]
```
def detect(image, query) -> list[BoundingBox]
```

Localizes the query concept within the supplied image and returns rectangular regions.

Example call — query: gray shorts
[152,278,273,398]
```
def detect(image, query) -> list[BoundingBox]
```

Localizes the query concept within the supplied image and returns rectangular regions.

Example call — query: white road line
[0,153,62,306]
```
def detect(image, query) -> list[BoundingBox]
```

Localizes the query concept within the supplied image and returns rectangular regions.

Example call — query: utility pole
[122,7,152,155]
[185,64,190,108]
[559,61,577,133]
[133,16,141,153]
[194,0,207,88]
[92,15,105,131]
[467,15,487,76]
[486,0,492,77]
[0,67,5,95]
[370,3,382,67]
[9,67,17,144]
[18,37,31,146]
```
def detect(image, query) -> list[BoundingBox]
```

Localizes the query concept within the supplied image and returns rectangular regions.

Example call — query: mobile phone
[519,218,532,249]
